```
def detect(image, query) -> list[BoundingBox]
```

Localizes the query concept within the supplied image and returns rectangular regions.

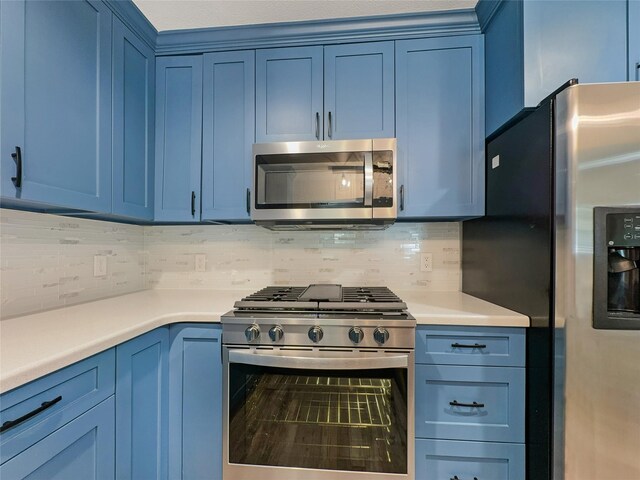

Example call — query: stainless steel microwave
[251,138,397,230]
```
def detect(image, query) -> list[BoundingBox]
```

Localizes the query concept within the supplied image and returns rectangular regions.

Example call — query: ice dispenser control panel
[607,213,640,247]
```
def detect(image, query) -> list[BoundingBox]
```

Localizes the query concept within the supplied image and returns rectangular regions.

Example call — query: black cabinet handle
[315,112,320,140]
[11,146,22,188]
[450,400,485,408]
[636,62,640,81]
[191,191,196,217]
[399,184,404,211]
[246,188,251,216]
[451,342,486,349]
[327,111,332,138]
[1,395,62,433]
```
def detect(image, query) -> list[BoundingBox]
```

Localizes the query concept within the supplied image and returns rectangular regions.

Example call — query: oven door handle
[228,350,408,370]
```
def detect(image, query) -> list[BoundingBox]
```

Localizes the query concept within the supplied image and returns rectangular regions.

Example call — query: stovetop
[234,284,407,312]
[223,284,414,348]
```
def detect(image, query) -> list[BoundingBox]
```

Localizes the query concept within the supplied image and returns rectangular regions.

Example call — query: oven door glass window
[255,152,366,209]
[228,364,408,474]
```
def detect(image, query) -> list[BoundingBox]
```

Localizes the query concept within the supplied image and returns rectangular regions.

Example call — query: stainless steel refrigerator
[462,81,640,480]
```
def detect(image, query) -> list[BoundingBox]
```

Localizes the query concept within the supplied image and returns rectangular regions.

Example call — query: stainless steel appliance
[251,139,396,230]
[462,81,640,480]
[221,284,415,480]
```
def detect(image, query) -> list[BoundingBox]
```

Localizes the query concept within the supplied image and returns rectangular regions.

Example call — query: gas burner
[234,284,407,312]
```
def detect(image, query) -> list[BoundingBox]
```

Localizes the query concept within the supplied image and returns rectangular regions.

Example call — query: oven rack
[246,376,395,428]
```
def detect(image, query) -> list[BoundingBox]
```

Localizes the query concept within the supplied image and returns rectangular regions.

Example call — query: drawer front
[416,439,525,480]
[415,326,525,366]
[415,365,525,443]
[0,349,115,464]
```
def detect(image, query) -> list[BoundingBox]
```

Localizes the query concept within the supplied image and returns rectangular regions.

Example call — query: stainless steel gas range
[221,284,416,480]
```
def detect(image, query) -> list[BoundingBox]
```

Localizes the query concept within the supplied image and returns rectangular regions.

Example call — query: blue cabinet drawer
[415,364,525,443]
[0,396,115,479]
[0,349,115,464]
[416,439,525,480]
[415,326,525,366]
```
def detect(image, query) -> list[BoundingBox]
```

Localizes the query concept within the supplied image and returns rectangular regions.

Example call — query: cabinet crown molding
[155,9,481,55]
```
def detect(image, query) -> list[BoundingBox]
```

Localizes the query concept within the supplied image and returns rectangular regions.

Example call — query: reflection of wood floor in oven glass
[229,374,407,473]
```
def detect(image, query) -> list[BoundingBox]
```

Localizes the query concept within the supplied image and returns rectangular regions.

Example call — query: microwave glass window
[255,152,366,208]
[228,364,408,474]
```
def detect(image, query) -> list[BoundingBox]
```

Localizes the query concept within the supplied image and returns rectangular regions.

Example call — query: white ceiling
[133,0,478,32]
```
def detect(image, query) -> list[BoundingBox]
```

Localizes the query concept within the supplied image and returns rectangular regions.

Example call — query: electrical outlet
[195,254,207,272]
[93,255,107,277]
[420,253,433,272]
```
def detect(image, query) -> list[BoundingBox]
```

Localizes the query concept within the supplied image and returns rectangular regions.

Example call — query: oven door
[223,347,414,480]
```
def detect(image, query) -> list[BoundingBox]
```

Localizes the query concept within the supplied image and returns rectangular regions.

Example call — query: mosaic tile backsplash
[0,208,461,318]
[0,209,145,318]
[144,223,460,292]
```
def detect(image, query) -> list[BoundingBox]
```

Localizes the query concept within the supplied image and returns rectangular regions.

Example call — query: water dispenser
[593,207,640,329]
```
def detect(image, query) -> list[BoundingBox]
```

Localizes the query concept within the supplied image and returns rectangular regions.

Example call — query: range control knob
[373,327,390,345]
[245,324,260,342]
[269,325,284,342]
[308,326,324,343]
[348,327,364,344]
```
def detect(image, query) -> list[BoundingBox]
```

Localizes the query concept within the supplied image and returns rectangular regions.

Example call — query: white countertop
[0,289,528,394]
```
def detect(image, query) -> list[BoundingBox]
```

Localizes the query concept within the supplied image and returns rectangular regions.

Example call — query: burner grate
[342,287,403,303]
[240,286,307,302]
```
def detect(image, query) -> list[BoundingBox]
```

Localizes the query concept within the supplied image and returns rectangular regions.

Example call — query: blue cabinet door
[0,397,115,479]
[256,46,323,142]
[0,0,112,211]
[112,17,155,220]
[201,51,255,221]
[324,42,394,140]
[482,0,630,135]
[522,0,627,107]
[630,0,640,81]
[415,364,525,443]
[168,324,222,480]
[154,55,203,222]
[396,36,485,219]
[115,328,169,480]
[415,439,525,480]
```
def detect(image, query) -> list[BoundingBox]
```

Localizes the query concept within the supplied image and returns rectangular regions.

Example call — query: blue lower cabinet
[0,349,115,465]
[168,324,222,480]
[115,328,169,480]
[415,439,525,480]
[0,396,115,479]
[415,364,525,443]
[415,326,526,367]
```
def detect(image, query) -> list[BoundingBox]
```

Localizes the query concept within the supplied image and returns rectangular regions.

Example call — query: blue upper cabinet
[154,55,203,222]
[630,1,640,81]
[396,35,485,219]
[256,46,323,142]
[112,17,155,221]
[481,0,630,135]
[0,0,112,211]
[201,51,255,221]
[323,42,394,140]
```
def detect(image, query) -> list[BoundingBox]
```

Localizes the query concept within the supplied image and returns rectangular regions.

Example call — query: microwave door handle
[364,151,373,207]
[228,350,408,370]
